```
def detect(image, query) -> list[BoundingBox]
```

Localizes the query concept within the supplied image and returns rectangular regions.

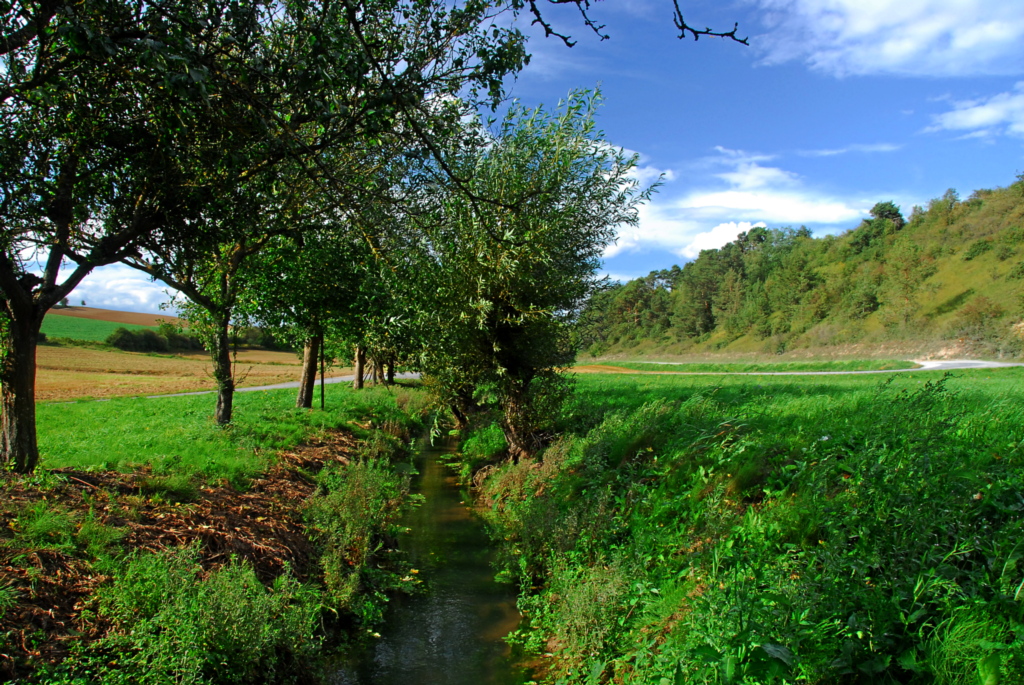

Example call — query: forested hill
[583,177,1024,359]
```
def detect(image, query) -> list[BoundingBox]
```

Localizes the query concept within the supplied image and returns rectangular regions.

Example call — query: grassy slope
[42,314,154,342]
[470,369,1024,683]
[37,383,422,477]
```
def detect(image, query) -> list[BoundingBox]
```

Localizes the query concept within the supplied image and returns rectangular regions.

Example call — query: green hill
[583,176,1024,360]
[41,315,154,342]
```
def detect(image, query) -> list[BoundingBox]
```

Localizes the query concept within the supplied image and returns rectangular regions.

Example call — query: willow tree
[414,91,654,459]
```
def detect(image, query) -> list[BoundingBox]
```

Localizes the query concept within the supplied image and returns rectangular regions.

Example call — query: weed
[60,545,324,685]
[137,473,199,503]
[468,370,1024,684]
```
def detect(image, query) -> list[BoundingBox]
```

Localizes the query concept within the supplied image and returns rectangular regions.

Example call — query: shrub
[963,239,993,261]
[86,546,321,685]
[304,460,408,620]
[106,327,170,352]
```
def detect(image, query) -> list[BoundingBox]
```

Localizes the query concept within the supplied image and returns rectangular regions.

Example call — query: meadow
[463,368,1024,683]
[41,314,155,342]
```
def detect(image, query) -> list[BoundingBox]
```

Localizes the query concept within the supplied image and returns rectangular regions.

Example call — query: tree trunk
[1,316,43,473]
[296,335,321,408]
[386,358,395,386]
[353,345,365,390]
[319,333,325,410]
[372,358,381,385]
[210,317,234,424]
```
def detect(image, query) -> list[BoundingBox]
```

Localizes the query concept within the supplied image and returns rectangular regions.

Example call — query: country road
[146,372,421,399]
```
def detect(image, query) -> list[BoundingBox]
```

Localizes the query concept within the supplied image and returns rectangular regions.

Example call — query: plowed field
[36,346,351,401]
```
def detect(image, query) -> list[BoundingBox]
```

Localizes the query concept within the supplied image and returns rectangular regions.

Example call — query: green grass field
[37,383,428,483]
[41,314,154,342]
[466,367,1024,683]
[602,359,920,373]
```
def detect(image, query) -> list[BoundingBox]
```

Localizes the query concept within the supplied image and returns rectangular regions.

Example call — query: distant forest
[582,176,1024,358]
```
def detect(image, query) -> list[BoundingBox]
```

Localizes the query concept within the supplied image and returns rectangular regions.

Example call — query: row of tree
[1,0,749,473]
[0,12,651,474]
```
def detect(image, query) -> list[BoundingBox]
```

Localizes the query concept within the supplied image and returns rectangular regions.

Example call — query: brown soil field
[36,345,352,401]
[46,306,180,327]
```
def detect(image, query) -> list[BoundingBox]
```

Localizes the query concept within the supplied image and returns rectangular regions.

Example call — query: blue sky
[71,0,1024,311]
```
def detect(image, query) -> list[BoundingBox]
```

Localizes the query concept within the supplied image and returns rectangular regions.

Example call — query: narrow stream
[331,440,530,685]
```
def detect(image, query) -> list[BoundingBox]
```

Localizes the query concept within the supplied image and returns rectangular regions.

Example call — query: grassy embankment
[0,383,429,683]
[578,359,919,374]
[459,368,1024,683]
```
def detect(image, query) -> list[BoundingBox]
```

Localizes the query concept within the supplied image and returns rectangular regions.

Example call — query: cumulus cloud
[605,147,869,259]
[749,0,1024,77]
[925,82,1024,138]
[60,264,177,314]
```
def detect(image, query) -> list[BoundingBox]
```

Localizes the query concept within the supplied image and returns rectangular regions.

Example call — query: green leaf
[977,652,1000,685]
[760,643,794,667]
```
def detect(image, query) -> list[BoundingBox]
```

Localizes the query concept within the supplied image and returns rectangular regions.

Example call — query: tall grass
[471,368,1024,683]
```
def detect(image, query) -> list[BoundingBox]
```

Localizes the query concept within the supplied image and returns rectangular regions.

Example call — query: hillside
[46,306,179,327]
[583,176,1024,360]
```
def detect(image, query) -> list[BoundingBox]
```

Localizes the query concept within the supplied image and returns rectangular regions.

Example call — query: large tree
[0,0,276,471]
[413,91,653,458]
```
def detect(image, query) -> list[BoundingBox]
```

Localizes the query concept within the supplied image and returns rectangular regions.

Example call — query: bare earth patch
[45,307,180,327]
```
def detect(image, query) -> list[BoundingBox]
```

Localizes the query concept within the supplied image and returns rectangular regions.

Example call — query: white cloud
[926,82,1024,137]
[680,222,768,259]
[606,147,869,259]
[798,143,903,157]
[750,0,1024,77]
[60,264,177,314]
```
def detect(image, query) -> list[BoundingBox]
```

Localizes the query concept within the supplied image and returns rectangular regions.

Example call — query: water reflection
[331,442,529,685]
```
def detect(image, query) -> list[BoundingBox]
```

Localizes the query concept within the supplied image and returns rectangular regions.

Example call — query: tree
[413,91,653,458]
[239,229,369,408]
[0,0,268,471]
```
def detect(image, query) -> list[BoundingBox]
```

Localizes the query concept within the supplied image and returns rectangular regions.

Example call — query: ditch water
[330,440,531,685]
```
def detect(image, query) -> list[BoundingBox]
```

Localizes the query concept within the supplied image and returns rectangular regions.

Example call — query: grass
[466,367,1024,684]
[37,383,427,483]
[41,314,154,342]
[585,359,920,373]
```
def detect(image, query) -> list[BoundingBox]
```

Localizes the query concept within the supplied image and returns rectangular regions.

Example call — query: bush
[106,327,170,352]
[962,239,993,261]
[304,460,409,621]
[78,546,322,685]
